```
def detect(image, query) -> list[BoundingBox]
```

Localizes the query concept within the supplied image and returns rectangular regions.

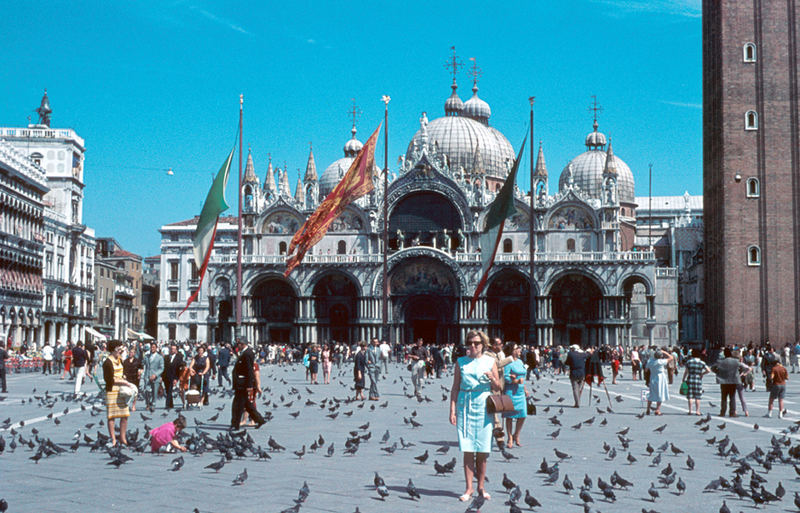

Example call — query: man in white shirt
[379,340,391,374]
[41,342,54,375]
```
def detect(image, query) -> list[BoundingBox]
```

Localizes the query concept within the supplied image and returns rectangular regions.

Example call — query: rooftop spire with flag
[469,132,528,316]
[180,147,234,316]
[285,123,382,276]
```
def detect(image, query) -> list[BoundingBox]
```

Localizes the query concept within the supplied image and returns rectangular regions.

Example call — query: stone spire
[243,148,259,184]
[304,145,317,182]
[603,139,618,177]
[35,89,52,127]
[295,175,304,204]
[279,167,291,197]
[534,141,547,177]
[263,156,277,196]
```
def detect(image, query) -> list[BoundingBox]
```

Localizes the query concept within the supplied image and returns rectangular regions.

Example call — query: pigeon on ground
[232,468,248,485]
[203,456,225,473]
[414,450,429,464]
[406,478,420,500]
[376,484,389,500]
[648,482,659,501]
[502,473,516,492]
[374,472,385,488]
[169,455,184,471]
[524,490,541,509]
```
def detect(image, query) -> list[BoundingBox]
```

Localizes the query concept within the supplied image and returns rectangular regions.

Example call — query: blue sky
[1,0,701,257]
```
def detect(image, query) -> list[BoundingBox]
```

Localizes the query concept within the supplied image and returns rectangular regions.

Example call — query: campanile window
[747,245,761,266]
[746,178,760,198]
[745,111,758,130]
[743,42,757,62]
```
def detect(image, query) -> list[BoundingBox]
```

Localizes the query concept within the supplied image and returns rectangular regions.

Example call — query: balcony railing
[0,127,85,147]
[210,250,656,265]
[115,285,135,297]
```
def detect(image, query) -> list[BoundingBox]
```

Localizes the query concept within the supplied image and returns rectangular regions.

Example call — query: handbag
[118,384,138,407]
[526,395,537,415]
[486,393,515,414]
[679,381,688,396]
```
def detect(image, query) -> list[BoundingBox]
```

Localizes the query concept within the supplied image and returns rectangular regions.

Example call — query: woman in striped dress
[449,330,501,502]
[103,341,135,446]
[681,348,711,415]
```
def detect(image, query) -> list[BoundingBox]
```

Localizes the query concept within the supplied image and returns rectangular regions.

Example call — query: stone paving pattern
[2,362,800,512]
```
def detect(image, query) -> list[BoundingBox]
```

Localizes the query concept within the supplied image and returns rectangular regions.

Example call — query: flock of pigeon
[2,363,800,512]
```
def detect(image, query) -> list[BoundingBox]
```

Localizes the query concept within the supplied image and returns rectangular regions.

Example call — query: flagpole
[381,95,391,344]
[528,96,536,345]
[236,94,243,341]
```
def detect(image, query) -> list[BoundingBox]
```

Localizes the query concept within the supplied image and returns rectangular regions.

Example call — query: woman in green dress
[502,342,527,448]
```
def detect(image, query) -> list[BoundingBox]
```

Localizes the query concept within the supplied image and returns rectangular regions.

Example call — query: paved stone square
[2,362,800,513]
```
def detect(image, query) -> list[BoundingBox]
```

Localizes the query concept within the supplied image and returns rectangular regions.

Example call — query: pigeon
[676,477,686,494]
[465,494,485,513]
[653,424,667,433]
[508,485,521,504]
[326,443,335,457]
[376,484,389,500]
[436,445,450,454]
[434,460,449,474]
[554,449,571,460]
[563,474,574,494]
[414,450,429,464]
[719,501,730,513]
[232,468,248,485]
[205,457,227,473]
[602,488,617,502]
[381,442,398,454]
[169,455,184,471]
[686,455,695,470]
[648,482,659,501]
[627,452,637,464]
[297,481,310,503]
[293,445,306,459]
[502,473,516,492]
[374,472,385,488]
[501,448,518,461]
[579,489,594,504]
[583,474,592,489]
[407,478,421,500]
[776,481,785,499]
[380,430,390,443]
[524,490,541,509]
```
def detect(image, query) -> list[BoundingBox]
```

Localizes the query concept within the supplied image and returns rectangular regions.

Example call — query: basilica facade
[158,80,677,348]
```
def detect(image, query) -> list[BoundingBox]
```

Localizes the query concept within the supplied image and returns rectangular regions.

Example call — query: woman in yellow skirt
[103,340,135,446]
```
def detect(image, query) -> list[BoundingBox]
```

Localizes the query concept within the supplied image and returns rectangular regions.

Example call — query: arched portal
[486,270,531,343]
[389,192,463,250]
[216,300,232,343]
[550,274,602,347]
[252,278,296,344]
[312,272,358,344]
[389,256,458,344]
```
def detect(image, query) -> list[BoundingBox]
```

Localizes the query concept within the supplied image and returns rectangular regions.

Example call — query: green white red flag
[285,123,382,276]
[469,134,527,316]
[180,148,234,316]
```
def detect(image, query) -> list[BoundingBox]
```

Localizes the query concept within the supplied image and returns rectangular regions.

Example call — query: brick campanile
[704,0,800,346]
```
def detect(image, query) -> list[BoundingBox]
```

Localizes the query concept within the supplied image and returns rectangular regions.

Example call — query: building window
[747,245,761,266]
[746,177,760,198]
[170,261,178,280]
[279,241,287,255]
[190,261,199,280]
[337,240,346,254]
[503,238,512,253]
[745,110,758,130]
[168,324,176,340]
[189,324,197,340]
[170,290,178,302]
[743,42,756,62]
[567,239,576,252]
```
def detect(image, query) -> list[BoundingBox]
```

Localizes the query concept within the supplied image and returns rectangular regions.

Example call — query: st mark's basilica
[158,72,677,348]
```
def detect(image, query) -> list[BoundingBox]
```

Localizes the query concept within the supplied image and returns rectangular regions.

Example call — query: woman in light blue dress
[502,342,527,448]
[449,330,501,503]
[646,350,674,415]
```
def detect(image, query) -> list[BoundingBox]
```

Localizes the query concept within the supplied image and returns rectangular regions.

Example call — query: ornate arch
[542,268,608,296]
[381,177,472,232]
[245,272,301,297]
[305,268,363,297]
[370,247,467,297]
[259,201,304,235]
[619,273,654,296]
[544,202,599,231]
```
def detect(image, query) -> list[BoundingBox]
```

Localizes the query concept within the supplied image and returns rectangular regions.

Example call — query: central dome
[319,126,381,198]
[405,85,515,180]
[558,123,635,204]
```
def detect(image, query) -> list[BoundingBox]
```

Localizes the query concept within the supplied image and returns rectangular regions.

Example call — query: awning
[85,327,108,340]
[126,328,155,340]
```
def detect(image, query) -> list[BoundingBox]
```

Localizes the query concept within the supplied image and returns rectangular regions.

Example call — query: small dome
[462,85,491,125]
[320,127,380,197]
[444,84,463,116]
[343,126,363,157]
[584,121,607,149]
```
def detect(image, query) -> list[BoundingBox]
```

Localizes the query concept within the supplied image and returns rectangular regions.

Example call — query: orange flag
[285,123,382,276]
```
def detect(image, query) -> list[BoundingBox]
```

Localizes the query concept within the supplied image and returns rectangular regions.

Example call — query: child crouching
[149,416,187,453]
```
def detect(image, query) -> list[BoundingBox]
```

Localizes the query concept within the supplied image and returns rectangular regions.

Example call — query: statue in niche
[411,233,421,246]
[442,229,451,253]
[396,229,404,249]
[456,228,466,252]
[368,211,377,232]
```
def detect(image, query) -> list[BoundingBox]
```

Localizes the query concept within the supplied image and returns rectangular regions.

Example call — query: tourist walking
[766,360,789,418]
[230,338,265,430]
[217,342,231,387]
[163,343,183,409]
[711,347,749,417]
[630,347,641,381]
[449,330,500,503]
[645,349,673,415]
[409,338,429,398]
[681,348,711,415]
[62,343,73,380]
[72,341,88,395]
[0,343,7,393]
[502,342,527,448]
[41,342,54,375]
[103,340,134,446]
[321,344,332,384]
[366,338,381,399]
[143,342,164,409]
[353,341,367,400]
[190,344,211,405]
[379,339,391,374]
[735,350,752,416]
[565,345,588,408]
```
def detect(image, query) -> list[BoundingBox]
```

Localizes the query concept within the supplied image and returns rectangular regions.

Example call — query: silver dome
[558,149,635,204]
[406,115,515,180]
[444,84,463,116]
[320,127,381,197]
[462,85,491,125]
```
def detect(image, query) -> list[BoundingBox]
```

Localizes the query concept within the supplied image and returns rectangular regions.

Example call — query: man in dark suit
[230,338,265,430]
[163,343,183,409]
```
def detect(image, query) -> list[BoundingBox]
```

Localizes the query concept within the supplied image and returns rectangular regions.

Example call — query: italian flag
[180,148,234,316]
[469,134,527,316]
